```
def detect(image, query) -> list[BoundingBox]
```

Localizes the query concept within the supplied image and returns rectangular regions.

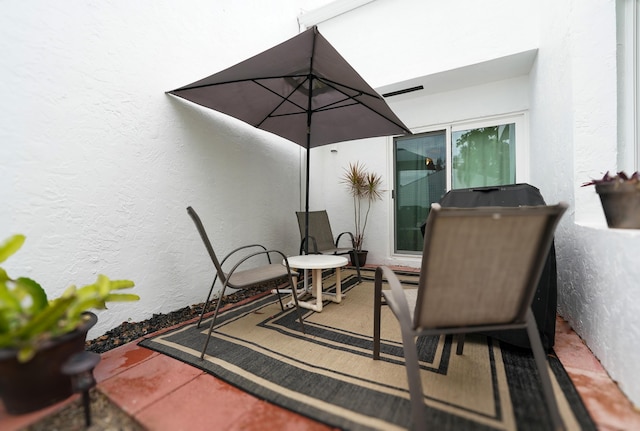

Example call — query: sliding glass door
[394,131,447,254]
[393,115,524,254]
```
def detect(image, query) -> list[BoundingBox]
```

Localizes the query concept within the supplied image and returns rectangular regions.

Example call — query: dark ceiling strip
[382,85,424,98]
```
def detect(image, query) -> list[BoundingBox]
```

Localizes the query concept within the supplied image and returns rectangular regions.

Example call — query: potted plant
[341,162,384,266]
[0,234,139,414]
[582,171,640,228]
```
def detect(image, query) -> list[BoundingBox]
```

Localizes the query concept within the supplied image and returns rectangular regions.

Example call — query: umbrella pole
[303,27,316,255]
[304,115,311,255]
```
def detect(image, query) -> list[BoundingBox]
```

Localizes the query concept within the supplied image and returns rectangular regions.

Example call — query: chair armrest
[299,236,319,254]
[335,231,356,248]
[375,266,414,329]
[226,249,297,280]
[221,244,271,266]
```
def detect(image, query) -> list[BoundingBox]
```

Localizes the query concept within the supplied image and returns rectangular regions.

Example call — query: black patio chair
[296,210,361,282]
[187,206,306,359]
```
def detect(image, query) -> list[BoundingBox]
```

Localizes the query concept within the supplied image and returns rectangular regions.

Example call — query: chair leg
[274,280,285,311]
[402,331,427,430]
[197,278,217,328]
[373,272,383,359]
[200,283,229,359]
[526,310,565,431]
[456,334,466,355]
[286,273,306,334]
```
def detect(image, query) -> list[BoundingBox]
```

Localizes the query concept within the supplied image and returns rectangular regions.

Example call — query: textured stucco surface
[528,0,640,407]
[1,1,307,338]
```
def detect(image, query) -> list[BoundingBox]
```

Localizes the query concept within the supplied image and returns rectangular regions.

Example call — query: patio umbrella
[167,25,411,252]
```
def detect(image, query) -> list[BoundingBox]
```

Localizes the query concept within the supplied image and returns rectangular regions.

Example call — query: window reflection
[394,131,447,253]
[452,123,516,189]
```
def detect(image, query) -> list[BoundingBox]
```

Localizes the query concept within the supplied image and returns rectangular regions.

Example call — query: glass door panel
[394,131,447,253]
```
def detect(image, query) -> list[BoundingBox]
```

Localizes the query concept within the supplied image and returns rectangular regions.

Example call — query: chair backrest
[415,203,567,329]
[296,211,336,252]
[187,206,227,285]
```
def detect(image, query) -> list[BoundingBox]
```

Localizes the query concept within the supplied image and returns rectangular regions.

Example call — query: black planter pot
[0,311,97,415]
[351,250,368,267]
[596,182,640,229]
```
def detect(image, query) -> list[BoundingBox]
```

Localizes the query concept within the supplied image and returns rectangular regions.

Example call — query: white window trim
[619,0,640,171]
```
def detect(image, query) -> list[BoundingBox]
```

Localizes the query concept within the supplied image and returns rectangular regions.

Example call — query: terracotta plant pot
[0,312,98,415]
[596,182,640,229]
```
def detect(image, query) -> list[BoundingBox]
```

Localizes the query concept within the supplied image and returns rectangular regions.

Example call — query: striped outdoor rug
[139,268,595,430]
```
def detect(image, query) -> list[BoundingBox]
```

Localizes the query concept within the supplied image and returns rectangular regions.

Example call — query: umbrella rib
[169,74,310,92]
[252,77,311,128]
[251,76,374,117]
[267,101,360,118]
[314,78,413,134]
[317,77,382,100]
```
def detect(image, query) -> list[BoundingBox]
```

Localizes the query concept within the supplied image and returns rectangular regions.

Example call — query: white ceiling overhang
[376,49,539,99]
[298,0,377,28]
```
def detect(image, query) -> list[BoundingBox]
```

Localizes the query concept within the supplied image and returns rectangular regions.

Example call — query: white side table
[284,255,348,312]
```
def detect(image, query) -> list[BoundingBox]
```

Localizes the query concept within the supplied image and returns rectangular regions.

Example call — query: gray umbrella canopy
[168,26,411,251]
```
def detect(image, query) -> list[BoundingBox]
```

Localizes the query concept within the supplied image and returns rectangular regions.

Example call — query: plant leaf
[65,298,106,327]
[109,279,136,290]
[0,282,22,313]
[104,293,140,302]
[15,296,74,340]
[0,332,16,347]
[17,346,36,363]
[14,277,48,314]
[0,234,25,264]
[97,274,111,297]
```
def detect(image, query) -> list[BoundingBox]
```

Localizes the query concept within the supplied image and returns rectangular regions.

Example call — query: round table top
[284,254,349,269]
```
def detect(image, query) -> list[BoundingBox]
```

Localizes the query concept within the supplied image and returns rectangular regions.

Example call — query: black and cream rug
[139,268,595,430]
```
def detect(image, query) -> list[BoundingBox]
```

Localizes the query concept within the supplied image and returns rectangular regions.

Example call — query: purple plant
[581,171,640,187]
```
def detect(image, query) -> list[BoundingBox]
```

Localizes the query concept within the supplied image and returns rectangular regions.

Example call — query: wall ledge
[575,222,640,237]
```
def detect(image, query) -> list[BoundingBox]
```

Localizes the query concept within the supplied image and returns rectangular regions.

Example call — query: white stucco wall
[1,1,315,338]
[530,0,640,407]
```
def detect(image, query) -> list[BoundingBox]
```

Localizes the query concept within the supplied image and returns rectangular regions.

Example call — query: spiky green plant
[0,234,138,362]
[341,162,384,251]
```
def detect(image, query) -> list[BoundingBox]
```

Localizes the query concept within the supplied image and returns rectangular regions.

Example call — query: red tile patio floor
[2,282,640,430]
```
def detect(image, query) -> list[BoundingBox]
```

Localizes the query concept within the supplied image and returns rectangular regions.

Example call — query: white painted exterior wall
[1,1,309,339]
[2,0,639,407]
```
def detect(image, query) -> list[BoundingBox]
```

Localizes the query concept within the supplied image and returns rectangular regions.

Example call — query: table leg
[313,268,323,312]
[334,266,342,302]
[282,264,345,312]
[316,267,343,305]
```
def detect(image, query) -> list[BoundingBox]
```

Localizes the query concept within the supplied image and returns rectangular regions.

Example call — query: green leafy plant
[341,162,384,251]
[0,234,138,362]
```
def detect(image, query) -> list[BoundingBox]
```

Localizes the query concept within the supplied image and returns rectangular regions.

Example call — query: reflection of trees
[453,125,512,187]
